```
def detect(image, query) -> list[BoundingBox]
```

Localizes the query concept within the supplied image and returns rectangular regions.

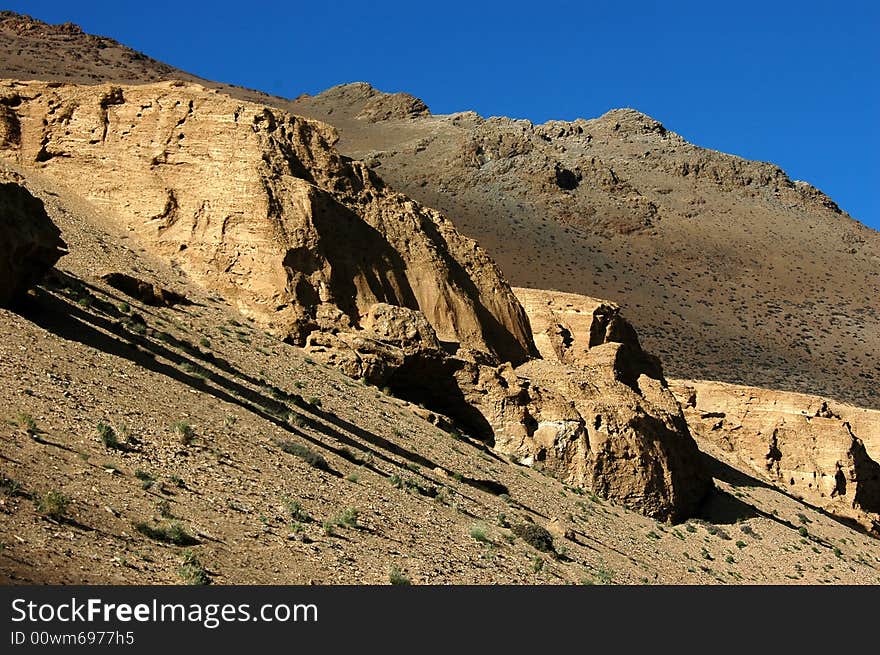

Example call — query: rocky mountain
[2,173,878,583]
[0,76,712,521]
[1,11,879,584]
[290,84,880,409]
[3,10,876,407]
[0,79,535,364]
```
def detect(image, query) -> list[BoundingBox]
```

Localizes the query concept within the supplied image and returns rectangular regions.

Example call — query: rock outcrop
[100,272,189,307]
[0,79,536,365]
[308,290,711,521]
[670,380,880,525]
[0,180,65,305]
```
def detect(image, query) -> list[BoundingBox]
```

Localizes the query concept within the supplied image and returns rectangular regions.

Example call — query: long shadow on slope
[45,272,512,498]
[700,451,878,541]
[24,275,499,505]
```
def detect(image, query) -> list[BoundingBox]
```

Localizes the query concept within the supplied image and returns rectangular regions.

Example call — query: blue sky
[8,1,879,228]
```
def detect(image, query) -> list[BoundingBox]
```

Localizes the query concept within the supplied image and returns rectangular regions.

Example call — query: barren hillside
[291,84,880,409]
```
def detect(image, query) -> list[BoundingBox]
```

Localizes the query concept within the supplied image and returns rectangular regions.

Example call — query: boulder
[0,181,65,306]
[100,272,189,307]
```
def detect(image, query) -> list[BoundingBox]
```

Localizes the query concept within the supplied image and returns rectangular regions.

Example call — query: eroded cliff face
[670,380,880,528]
[0,79,536,365]
[306,290,712,521]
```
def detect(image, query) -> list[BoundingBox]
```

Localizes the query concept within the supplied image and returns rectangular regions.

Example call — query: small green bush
[178,550,210,585]
[35,490,69,521]
[389,566,411,585]
[337,507,359,528]
[0,474,23,497]
[173,422,195,446]
[283,497,311,523]
[15,413,37,434]
[134,521,198,546]
[511,523,554,553]
[135,469,155,490]
[469,523,490,543]
[277,440,330,472]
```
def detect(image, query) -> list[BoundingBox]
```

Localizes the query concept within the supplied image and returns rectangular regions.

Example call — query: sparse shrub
[388,474,437,497]
[158,500,174,519]
[178,550,210,585]
[277,440,330,472]
[346,472,360,483]
[595,568,614,584]
[15,413,37,434]
[134,521,198,546]
[308,397,321,408]
[735,540,747,549]
[532,556,544,573]
[135,469,155,490]
[199,337,211,349]
[97,422,124,450]
[169,475,185,488]
[35,490,69,521]
[469,523,490,544]
[725,554,736,564]
[647,530,661,540]
[511,523,554,553]
[283,497,311,523]
[335,507,360,528]
[496,513,509,528]
[179,362,207,380]
[798,526,809,538]
[117,301,131,314]
[0,474,23,497]
[124,314,147,335]
[173,421,195,446]
[389,566,411,585]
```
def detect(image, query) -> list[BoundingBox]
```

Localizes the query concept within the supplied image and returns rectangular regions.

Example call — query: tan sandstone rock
[0,79,536,365]
[670,379,880,525]
[310,290,711,521]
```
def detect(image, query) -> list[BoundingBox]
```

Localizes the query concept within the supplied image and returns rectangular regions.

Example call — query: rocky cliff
[0,79,536,365]
[670,379,880,528]
[306,289,711,521]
